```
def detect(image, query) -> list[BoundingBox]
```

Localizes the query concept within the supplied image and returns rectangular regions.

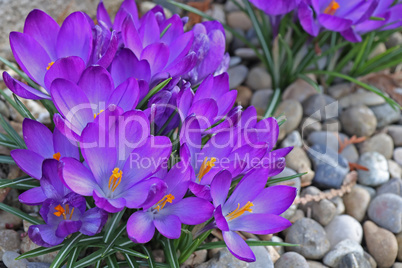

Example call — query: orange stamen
[197,157,216,181]
[46,61,54,70]
[69,207,75,220]
[53,204,75,220]
[155,194,175,211]
[108,168,123,192]
[226,201,254,221]
[93,110,104,119]
[53,152,61,161]
[324,0,340,15]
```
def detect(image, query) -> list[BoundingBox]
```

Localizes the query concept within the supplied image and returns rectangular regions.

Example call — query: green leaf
[176,229,193,253]
[178,230,211,264]
[160,23,172,38]
[66,246,81,268]
[0,114,25,149]
[75,248,116,268]
[0,203,43,225]
[264,88,281,118]
[102,224,127,257]
[0,176,37,189]
[0,56,40,90]
[161,237,179,268]
[103,208,126,243]
[13,94,36,120]
[0,155,15,165]
[16,246,62,260]
[197,240,298,251]
[137,78,172,109]
[123,253,140,268]
[370,16,385,21]
[50,233,83,268]
[106,254,119,268]
[140,245,156,268]
[113,246,148,259]
[267,172,307,186]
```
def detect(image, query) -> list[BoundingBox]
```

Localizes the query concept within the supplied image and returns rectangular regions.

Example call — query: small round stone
[322,118,342,132]
[359,133,394,159]
[283,78,318,102]
[388,159,402,179]
[0,229,20,259]
[274,252,308,268]
[337,252,372,268]
[325,215,363,247]
[285,218,330,259]
[275,99,303,134]
[245,66,272,90]
[227,65,248,89]
[281,131,303,148]
[339,92,385,108]
[300,117,322,137]
[323,239,364,267]
[343,186,371,222]
[340,105,377,137]
[327,83,353,99]
[235,86,252,107]
[302,94,337,121]
[364,221,398,267]
[370,103,401,128]
[394,147,402,166]
[377,178,402,197]
[387,125,402,146]
[227,11,252,30]
[357,152,389,186]
[367,193,402,233]
[2,251,28,268]
[250,89,273,111]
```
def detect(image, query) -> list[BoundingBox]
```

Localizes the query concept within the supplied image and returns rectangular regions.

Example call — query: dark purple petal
[166,31,194,66]
[210,170,232,207]
[3,72,50,100]
[93,190,126,213]
[340,28,362,42]
[53,127,80,160]
[10,32,51,85]
[138,12,159,48]
[80,207,108,236]
[22,118,54,158]
[11,149,44,179]
[122,178,167,209]
[164,52,197,78]
[214,205,229,231]
[222,231,255,262]
[118,0,139,28]
[127,211,155,243]
[96,31,118,68]
[298,2,320,36]
[60,157,98,195]
[318,14,353,32]
[229,213,292,235]
[56,12,93,62]
[41,159,69,200]
[189,181,212,200]
[18,187,47,205]
[164,197,214,225]
[250,0,300,15]
[28,224,64,247]
[78,66,114,106]
[107,77,140,111]
[53,113,82,142]
[122,16,143,58]
[55,220,82,238]
[253,185,297,215]
[44,56,86,90]
[154,214,181,239]
[141,43,169,76]
[97,1,113,30]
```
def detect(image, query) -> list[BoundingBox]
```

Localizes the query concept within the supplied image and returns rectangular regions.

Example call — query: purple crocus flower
[60,108,172,213]
[209,169,297,262]
[298,0,377,42]
[250,0,301,15]
[24,159,108,247]
[52,66,141,140]
[11,118,79,180]
[127,162,214,243]
[97,0,139,32]
[3,9,93,99]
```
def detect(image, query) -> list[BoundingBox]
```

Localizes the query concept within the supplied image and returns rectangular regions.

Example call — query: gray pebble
[368,193,402,233]
[234,48,260,60]
[323,239,364,267]
[377,178,402,197]
[0,230,20,259]
[283,78,318,102]
[300,117,322,137]
[388,159,402,179]
[275,99,303,135]
[302,94,338,121]
[274,252,308,268]
[340,105,377,137]
[394,147,402,166]
[359,133,394,159]
[325,215,363,247]
[281,131,303,148]
[343,186,371,222]
[370,103,401,128]
[322,118,342,132]
[339,92,385,108]
[357,152,389,186]
[250,89,273,111]
[337,252,371,268]
[245,66,272,90]
[227,65,248,89]
[2,251,28,268]
[387,125,402,146]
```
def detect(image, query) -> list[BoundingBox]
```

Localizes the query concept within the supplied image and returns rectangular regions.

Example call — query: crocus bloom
[250,0,301,15]
[4,9,93,99]
[60,108,172,213]
[127,162,214,243]
[298,0,377,42]
[52,66,141,140]
[209,169,297,262]
[97,0,139,32]
[25,159,108,247]
[11,118,79,179]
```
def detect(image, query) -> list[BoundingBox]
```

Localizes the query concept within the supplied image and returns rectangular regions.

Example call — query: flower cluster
[250,0,402,42]
[5,0,297,263]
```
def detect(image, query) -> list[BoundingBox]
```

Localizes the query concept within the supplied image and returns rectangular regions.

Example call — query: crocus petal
[11,149,44,179]
[127,211,155,243]
[162,162,192,201]
[22,118,54,158]
[122,16,143,58]
[55,220,82,238]
[107,77,140,111]
[60,157,98,195]
[141,43,169,76]
[3,72,50,100]
[93,190,126,213]
[229,213,292,235]
[53,128,79,160]
[222,231,255,262]
[41,159,69,200]
[96,31,118,68]
[164,197,214,225]
[80,207,108,236]
[24,9,60,59]
[122,178,167,209]
[96,1,113,30]
[154,214,181,239]
[298,1,320,36]
[318,14,353,32]
[213,205,229,231]
[340,28,362,43]
[10,32,51,85]
[116,0,139,29]
[188,99,218,130]
[44,56,86,90]
[189,182,212,200]
[28,224,64,247]
[210,170,232,207]
[138,12,159,48]
[56,12,93,63]
[53,113,82,142]
[78,66,114,106]
[164,52,197,78]
[252,185,297,215]
[18,187,47,205]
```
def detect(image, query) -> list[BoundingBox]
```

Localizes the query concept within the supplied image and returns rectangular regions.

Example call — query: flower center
[94,110,104,119]
[46,61,54,70]
[108,168,123,192]
[226,201,254,221]
[53,152,61,161]
[154,194,175,212]
[53,204,75,220]
[323,0,340,15]
[197,157,216,181]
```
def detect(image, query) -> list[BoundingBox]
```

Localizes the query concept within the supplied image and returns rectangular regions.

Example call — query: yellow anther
[197,157,217,181]
[46,61,54,70]
[324,0,340,15]
[53,152,61,161]
[93,110,105,119]
[226,201,254,221]
[108,168,123,192]
[155,194,175,212]
[54,204,75,220]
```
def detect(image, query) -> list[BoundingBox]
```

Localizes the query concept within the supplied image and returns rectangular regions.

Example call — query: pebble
[337,252,372,268]
[323,239,364,267]
[357,152,390,186]
[234,48,260,60]
[307,261,328,268]
[359,133,394,159]
[229,56,241,67]
[274,252,308,268]
[394,147,402,166]
[205,4,226,23]
[281,131,303,148]
[386,32,402,48]
[343,186,371,222]
[236,86,252,106]
[338,92,385,108]
[397,233,402,261]
[0,210,23,230]
[250,89,273,111]
[363,251,377,268]
[300,186,337,226]
[364,221,398,267]
[2,251,28,268]
[20,236,58,263]
[282,78,318,102]
[369,43,386,59]
[227,65,248,89]
[329,196,346,215]
[183,249,207,267]
[368,193,402,233]
[246,67,272,90]
[327,83,353,99]
[322,118,342,132]
[300,117,322,137]
[302,94,338,121]
[340,105,377,137]
[325,215,363,248]
[227,11,252,31]
[370,103,401,128]
[388,125,402,146]
[388,159,402,179]
[307,144,349,189]
[377,178,402,197]
[224,0,243,12]
[275,99,303,136]
[27,263,51,268]
[285,218,330,260]
[0,229,20,259]
[355,184,377,200]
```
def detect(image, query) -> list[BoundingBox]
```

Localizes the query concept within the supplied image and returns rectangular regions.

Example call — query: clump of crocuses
[4,0,297,264]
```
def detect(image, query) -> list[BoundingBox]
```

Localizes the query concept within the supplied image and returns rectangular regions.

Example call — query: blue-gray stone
[307,144,349,189]
[370,103,401,128]
[302,94,338,121]
[376,178,402,197]
[357,152,389,186]
[368,193,402,233]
